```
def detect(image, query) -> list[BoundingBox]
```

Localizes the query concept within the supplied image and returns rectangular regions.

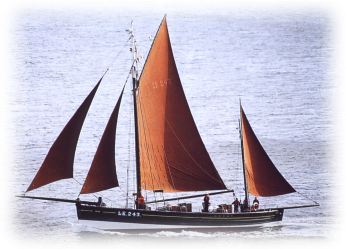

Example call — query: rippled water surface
[10,9,333,242]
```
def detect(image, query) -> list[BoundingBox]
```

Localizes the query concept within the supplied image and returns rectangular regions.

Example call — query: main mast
[127,21,141,207]
[239,101,249,202]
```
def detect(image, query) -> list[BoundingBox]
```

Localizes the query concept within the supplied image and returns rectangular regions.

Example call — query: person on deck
[253,197,259,210]
[232,198,240,213]
[137,195,146,209]
[76,197,81,208]
[97,197,106,207]
[203,194,210,212]
[242,198,249,212]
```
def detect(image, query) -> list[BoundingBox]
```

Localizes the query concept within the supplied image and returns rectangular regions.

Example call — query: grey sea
[10,9,334,243]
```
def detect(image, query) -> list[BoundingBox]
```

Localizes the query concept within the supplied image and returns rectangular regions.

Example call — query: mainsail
[26,75,104,192]
[240,105,296,196]
[80,86,125,194]
[136,16,226,192]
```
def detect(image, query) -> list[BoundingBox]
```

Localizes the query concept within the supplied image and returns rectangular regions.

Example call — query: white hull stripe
[78,219,277,231]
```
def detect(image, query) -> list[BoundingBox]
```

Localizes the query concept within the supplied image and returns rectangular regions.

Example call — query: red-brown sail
[26,76,104,192]
[80,86,125,194]
[136,16,226,192]
[240,105,296,196]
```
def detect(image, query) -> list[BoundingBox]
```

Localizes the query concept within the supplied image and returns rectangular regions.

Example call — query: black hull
[76,204,284,230]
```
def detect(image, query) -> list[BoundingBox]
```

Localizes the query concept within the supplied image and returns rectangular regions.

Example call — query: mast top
[126,20,140,83]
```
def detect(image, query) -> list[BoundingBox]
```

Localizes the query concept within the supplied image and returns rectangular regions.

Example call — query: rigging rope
[73,177,107,201]
[107,39,132,71]
[297,191,320,205]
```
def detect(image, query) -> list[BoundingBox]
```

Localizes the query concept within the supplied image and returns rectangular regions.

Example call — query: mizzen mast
[239,100,249,202]
[127,21,142,206]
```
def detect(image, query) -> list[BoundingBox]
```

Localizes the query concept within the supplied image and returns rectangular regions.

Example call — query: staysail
[136,16,226,192]
[240,105,296,196]
[26,75,105,192]
[80,86,125,194]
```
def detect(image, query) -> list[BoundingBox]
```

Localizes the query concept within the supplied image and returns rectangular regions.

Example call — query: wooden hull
[76,204,284,231]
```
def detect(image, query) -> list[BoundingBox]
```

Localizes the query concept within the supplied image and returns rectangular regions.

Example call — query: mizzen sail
[80,86,125,194]
[26,75,105,192]
[240,105,296,196]
[136,16,226,192]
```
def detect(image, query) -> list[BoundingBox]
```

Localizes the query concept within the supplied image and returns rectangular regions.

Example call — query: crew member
[76,197,81,208]
[97,197,106,207]
[232,198,240,213]
[137,195,146,209]
[242,198,249,212]
[253,197,259,210]
[203,194,210,212]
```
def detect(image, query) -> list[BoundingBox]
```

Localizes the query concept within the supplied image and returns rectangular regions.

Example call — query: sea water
[9,9,334,242]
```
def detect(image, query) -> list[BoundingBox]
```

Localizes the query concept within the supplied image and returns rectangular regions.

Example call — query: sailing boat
[19,16,318,230]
